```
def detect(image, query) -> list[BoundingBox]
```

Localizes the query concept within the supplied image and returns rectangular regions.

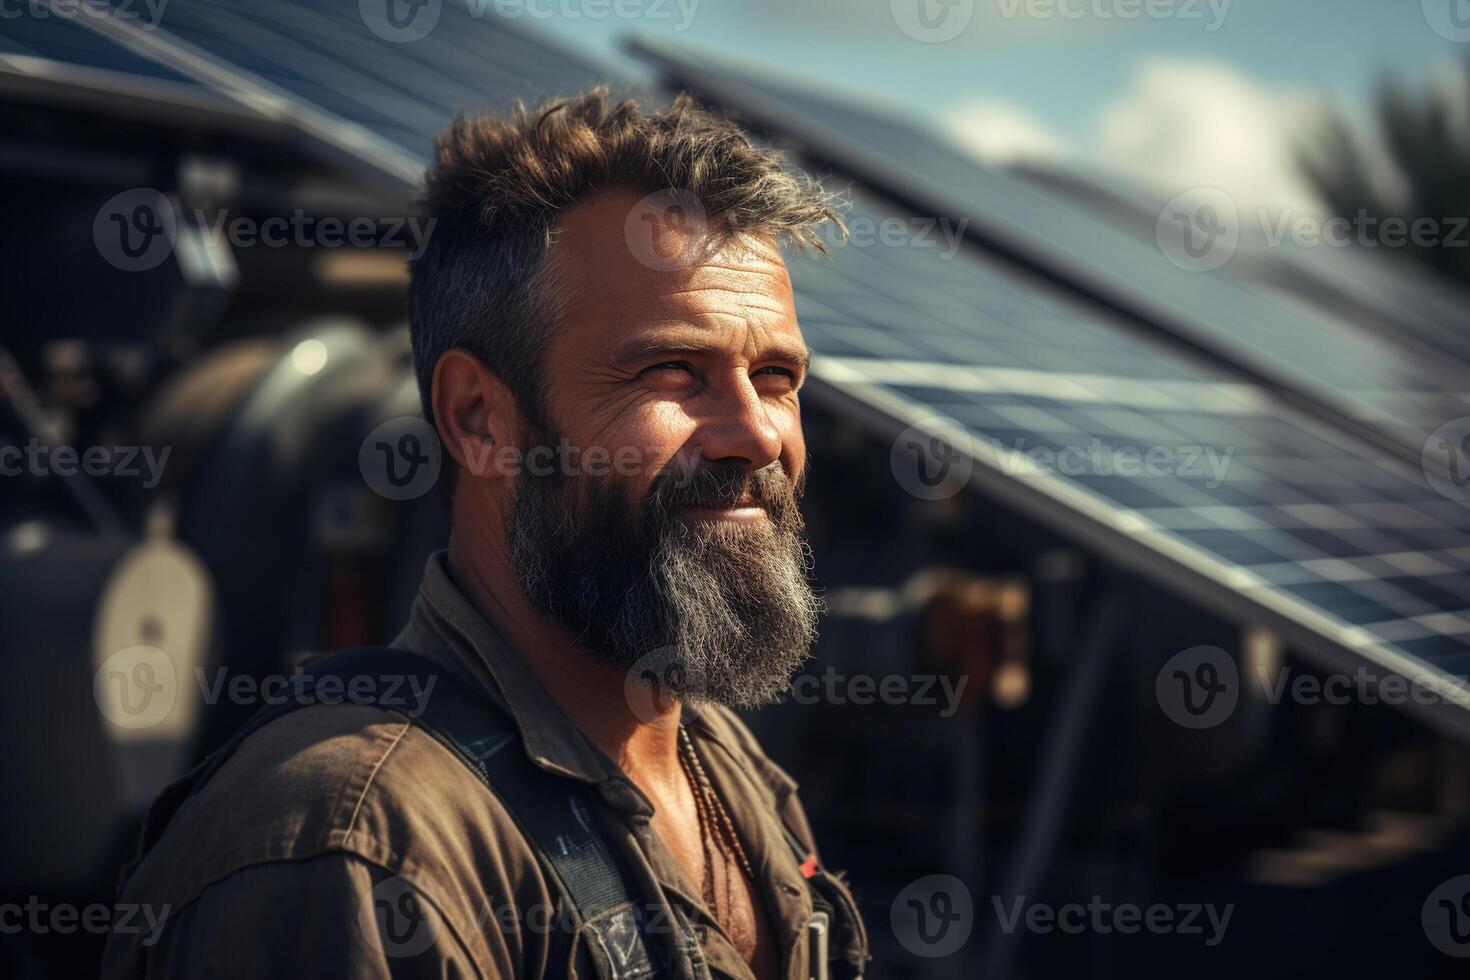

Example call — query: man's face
[502,189,820,707]
[541,189,809,507]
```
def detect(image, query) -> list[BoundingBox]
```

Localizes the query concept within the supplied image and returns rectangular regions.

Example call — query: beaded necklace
[677,724,755,915]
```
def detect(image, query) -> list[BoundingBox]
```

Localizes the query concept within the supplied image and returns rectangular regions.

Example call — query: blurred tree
[1298,62,1470,287]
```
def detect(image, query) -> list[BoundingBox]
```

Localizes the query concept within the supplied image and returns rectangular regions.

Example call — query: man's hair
[408,87,843,497]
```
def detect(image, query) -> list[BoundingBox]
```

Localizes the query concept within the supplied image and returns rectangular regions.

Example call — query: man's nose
[692,374,783,471]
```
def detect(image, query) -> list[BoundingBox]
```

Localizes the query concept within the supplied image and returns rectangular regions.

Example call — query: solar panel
[1239,234,1470,373]
[628,39,1470,473]
[0,10,335,150]
[795,189,1470,737]
[1012,161,1470,375]
[59,0,618,181]
[139,0,598,158]
[0,8,199,85]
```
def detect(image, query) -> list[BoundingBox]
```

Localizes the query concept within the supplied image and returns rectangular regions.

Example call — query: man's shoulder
[122,701,539,914]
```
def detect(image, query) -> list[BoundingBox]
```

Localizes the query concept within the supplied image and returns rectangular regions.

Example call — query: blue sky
[527,0,1466,210]
[534,0,1457,124]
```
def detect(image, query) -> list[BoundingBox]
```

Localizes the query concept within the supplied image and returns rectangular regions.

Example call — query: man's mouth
[678,496,766,523]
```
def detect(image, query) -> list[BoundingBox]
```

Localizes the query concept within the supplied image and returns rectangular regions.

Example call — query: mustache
[645,458,804,515]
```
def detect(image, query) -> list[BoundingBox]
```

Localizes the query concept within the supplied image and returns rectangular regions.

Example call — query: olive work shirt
[102,552,868,979]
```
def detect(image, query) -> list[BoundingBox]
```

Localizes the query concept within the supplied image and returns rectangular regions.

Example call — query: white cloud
[945,98,1072,164]
[1093,58,1322,214]
[943,57,1327,214]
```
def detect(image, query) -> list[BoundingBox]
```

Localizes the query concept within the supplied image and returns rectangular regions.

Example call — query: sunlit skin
[432,188,807,978]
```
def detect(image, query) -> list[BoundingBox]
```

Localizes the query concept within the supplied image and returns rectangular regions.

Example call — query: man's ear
[431,349,517,483]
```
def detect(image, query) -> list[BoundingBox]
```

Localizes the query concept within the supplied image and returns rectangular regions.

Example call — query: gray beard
[504,442,820,709]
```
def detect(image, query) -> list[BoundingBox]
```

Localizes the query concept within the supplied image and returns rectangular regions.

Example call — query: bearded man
[104,89,868,980]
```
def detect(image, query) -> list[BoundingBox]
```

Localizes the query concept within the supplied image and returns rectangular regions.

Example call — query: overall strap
[315,648,704,979]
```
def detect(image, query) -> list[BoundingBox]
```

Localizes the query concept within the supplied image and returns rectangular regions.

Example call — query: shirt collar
[395,551,622,790]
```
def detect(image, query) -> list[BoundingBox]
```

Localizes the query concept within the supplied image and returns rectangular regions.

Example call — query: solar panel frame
[0,18,375,192]
[0,54,272,131]
[0,7,199,84]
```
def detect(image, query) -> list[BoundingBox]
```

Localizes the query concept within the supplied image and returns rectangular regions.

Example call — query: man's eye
[754,366,799,384]
[641,362,691,382]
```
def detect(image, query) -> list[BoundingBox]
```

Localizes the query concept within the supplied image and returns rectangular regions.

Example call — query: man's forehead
[547,188,796,311]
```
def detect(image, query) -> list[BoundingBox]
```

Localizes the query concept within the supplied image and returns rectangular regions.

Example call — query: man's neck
[445,524,682,786]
